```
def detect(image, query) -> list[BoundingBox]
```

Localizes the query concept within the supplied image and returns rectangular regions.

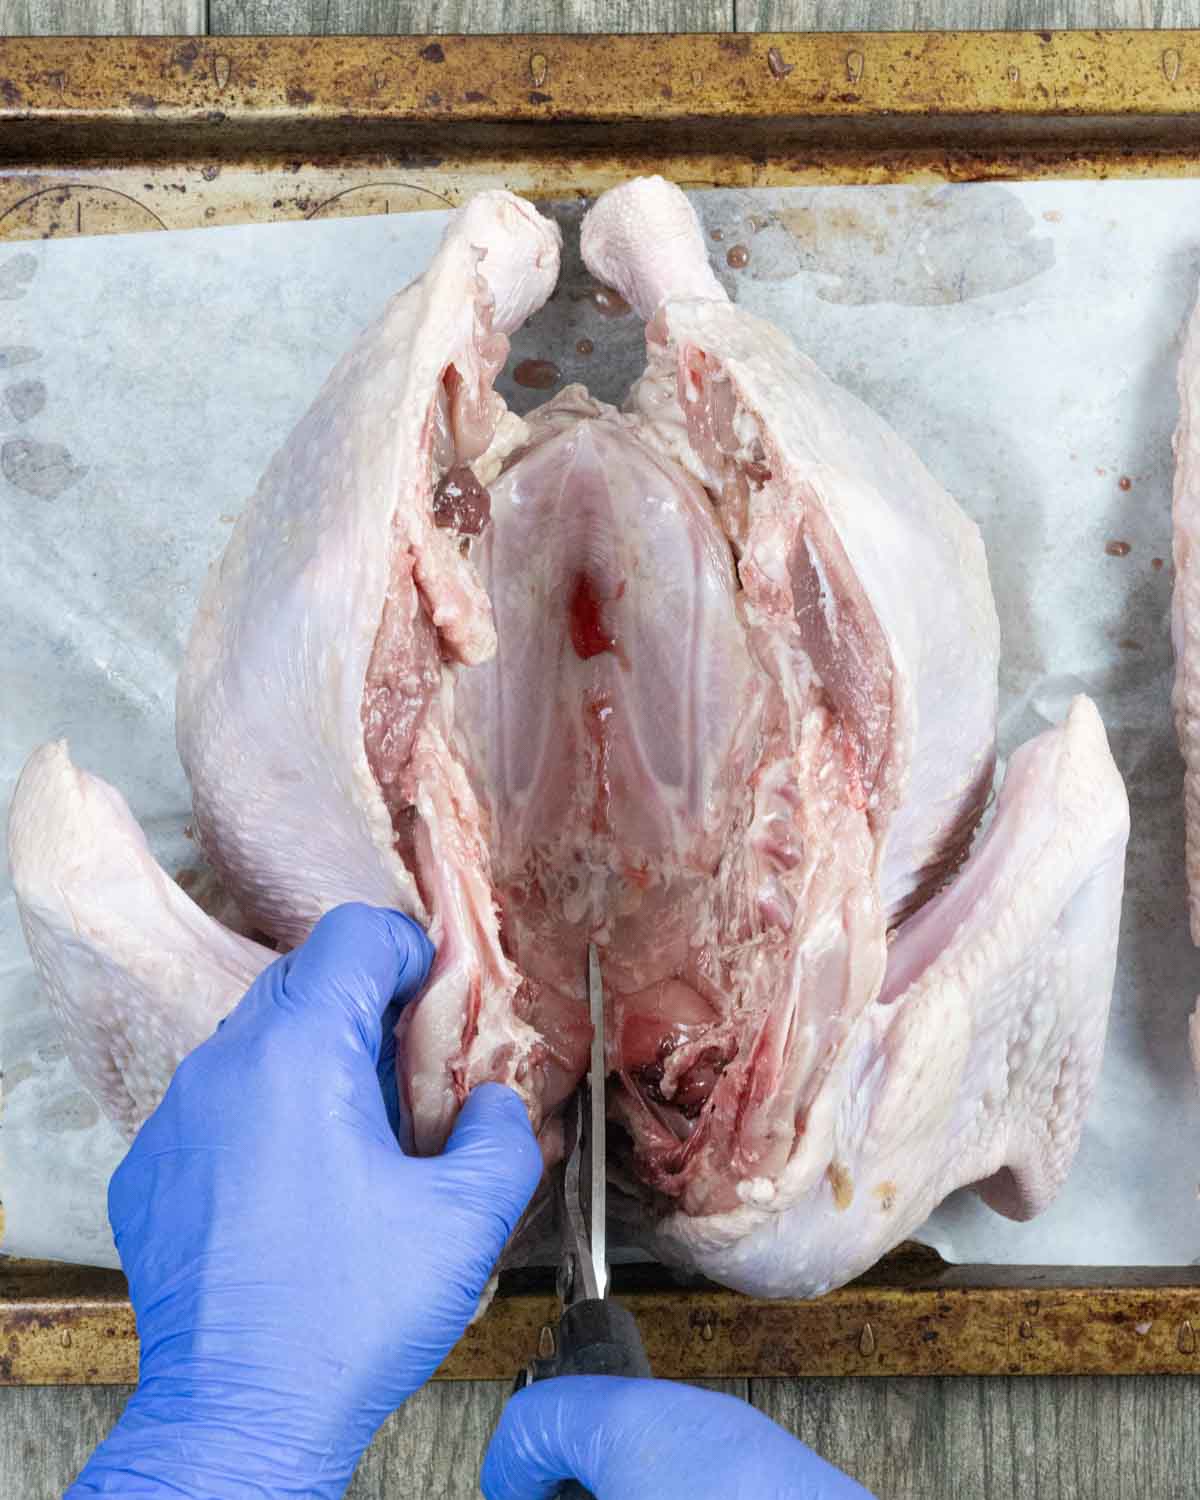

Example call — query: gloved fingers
[480,1378,877,1500]
[375,997,405,1144]
[117,906,432,1175]
[271,902,434,1059]
[480,1377,651,1500]
[433,1084,543,1255]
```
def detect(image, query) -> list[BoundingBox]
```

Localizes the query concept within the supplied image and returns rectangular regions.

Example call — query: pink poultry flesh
[8,178,1129,1297]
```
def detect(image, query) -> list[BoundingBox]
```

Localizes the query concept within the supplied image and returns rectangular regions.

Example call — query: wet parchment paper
[3,180,1200,1271]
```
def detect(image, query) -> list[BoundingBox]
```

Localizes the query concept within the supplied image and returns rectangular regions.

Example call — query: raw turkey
[9,178,1129,1297]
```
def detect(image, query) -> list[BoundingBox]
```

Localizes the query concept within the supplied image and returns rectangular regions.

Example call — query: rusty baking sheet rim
[3,30,1199,1382]
[5,32,1200,242]
[4,1258,1200,1383]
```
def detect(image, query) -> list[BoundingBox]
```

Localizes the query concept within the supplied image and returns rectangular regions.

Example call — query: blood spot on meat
[744,460,772,487]
[569,571,617,659]
[432,464,491,535]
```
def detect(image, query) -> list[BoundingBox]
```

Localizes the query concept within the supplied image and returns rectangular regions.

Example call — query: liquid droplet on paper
[0,346,41,369]
[0,252,38,301]
[3,377,46,422]
[591,286,631,317]
[1105,539,1131,558]
[726,243,750,269]
[513,358,560,390]
[1,437,86,499]
[575,337,594,356]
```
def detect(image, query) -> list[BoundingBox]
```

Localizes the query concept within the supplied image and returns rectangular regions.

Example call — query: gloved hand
[481,1376,876,1499]
[68,902,543,1500]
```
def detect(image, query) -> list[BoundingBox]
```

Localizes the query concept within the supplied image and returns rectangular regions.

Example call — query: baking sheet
[2,181,1199,1271]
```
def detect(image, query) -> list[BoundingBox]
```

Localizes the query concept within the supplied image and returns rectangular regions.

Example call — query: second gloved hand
[69,903,543,1500]
[482,1376,876,1500]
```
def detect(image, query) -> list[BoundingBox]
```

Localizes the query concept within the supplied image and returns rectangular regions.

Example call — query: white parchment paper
[3,180,1199,1271]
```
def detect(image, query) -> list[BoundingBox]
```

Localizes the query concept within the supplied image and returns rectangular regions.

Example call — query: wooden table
[3,1,1200,1496]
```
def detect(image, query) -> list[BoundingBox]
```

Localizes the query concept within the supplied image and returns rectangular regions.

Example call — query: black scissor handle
[513,1297,652,1499]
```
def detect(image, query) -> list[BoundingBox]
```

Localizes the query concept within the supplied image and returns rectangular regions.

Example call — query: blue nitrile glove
[481,1377,876,1499]
[67,902,543,1500]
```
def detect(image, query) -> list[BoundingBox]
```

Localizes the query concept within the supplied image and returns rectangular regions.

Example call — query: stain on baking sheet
[38,1090,100,1134]
[4,378,46,423]
[760,186,1055,306]
[0,346,40,369]
[1,438,86,499]
[0,251,37,299]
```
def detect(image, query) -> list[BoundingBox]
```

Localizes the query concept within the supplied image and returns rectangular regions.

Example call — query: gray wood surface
[744,0,1200,28]
[756,1375,1200,1500]
[209,1,731,33]
[2,2,1199,1500]
[2,1379,751,1499]
[9,1373,1200,1498]
[0,0,202,33]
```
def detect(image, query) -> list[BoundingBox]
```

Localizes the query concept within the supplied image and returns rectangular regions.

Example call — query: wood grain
[755,1374,1200,1499]
[0,1386,132,1500]
[0,0,203,34]
[209,1,733,35]
[740,1,1200,28]
[0,1379,750,1500]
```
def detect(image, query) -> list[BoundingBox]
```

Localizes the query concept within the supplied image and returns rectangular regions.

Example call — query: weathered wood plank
[0,0,204,34]
[0,1386,132,1500]
[741,1,1200,29]
[753,1374,1200,1500]
[0,1379,750,1500]
[349,1379,749,1499]
[209,1,733,34]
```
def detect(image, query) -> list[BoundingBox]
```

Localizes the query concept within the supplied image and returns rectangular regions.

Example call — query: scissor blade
[587,941,608,1299]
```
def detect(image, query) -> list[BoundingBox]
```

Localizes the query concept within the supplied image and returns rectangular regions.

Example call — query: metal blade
[586,941,608,1299]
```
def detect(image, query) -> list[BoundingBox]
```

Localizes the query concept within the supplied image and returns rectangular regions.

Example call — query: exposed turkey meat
[8,178,1129,1296]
